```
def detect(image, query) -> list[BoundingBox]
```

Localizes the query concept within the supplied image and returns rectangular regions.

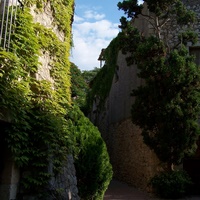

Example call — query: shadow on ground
[104,179,200,200]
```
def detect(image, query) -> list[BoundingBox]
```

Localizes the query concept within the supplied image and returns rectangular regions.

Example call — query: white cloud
[73,20,118,39]
[74,15,84,23]
[70,10,119,71]
[84,10,105,20]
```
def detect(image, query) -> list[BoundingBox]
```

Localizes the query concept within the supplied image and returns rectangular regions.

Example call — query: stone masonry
[92,50,161,191]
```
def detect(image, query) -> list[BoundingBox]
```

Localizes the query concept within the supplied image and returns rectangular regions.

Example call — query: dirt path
[104,179,200,200]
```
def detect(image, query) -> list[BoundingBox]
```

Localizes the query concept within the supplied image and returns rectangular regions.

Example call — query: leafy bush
[151,170,192,198]
[67,106,113,200]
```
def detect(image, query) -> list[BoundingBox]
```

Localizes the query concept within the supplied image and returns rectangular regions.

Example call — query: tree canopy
[70,63,100,113]
[70,62,88,108]
[118,0,197,41]
[118,0,200,169]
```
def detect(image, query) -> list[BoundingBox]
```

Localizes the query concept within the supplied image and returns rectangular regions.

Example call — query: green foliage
[70,64,101,114]
[34,22,71,108]
[70,62,88,108]
[11,10,39,73]
[117,0,143,18]
[118,0,196,20]
[118,0,196,40]
[151,170,192,198]
[0,0,74,196]
[179,30,198,46]
[174,1,196,26]
[49,0,74,34]
[118,0,200,168]
[145,0,181,15]
[16,106,69,195]
[131,40,200,166]
[68,106,113,200]
[24,0,74,34]
[82,67,100,84]
[86,36,120,111]
[1,2,111,199]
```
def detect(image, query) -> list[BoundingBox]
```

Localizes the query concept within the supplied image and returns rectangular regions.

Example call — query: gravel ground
[104,179,200,200]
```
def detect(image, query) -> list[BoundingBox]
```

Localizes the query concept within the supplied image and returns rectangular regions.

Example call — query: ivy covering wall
[0,1,113,199]
[0,0,74,197]
[86,36,120,110]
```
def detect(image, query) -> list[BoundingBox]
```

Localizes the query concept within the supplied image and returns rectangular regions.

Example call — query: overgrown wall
[0,0,79,199]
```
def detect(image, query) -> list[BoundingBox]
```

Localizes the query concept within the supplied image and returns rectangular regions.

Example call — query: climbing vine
[86,36,121,110]
[0,1,113,199]
[0,0,74,197]
[24,0,74,34]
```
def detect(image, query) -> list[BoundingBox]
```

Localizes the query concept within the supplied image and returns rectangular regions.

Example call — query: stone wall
[90,5,162,191]
[185,0,200,42]
[93,51,161,191]
[48,155,79,200]
[0,149,20,200]
[30,1,65,42]
[163,0,200,47]
[30,1,61,84]
[0,121,20,200]
[108,119,160,191]
[0,1,79,199]
[131,1,200,48]
[26,3,79,200]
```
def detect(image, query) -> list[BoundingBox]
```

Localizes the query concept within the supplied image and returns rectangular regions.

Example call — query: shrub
[67,106,113,200]
[151,170,192,199]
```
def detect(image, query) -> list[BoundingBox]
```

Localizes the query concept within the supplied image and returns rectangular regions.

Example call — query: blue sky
[74,0,125,23]
[70,0,143,71]
[70,0,124,71]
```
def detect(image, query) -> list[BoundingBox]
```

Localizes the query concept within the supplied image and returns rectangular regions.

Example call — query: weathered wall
[26,3,79,200]
[109,119,160,191]
[46,155,79,200]
[30,1,61,84]
[0,148,20,200]
[0,1,79,199]
[30,1,65,42]
[0,121,20,200]
[107,52,141,124]
[91,4,161,191]
[94,51,161,191]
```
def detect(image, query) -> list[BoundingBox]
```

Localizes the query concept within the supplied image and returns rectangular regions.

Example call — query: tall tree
[70,63,100,113]
[118,0,197,44]
[70,62,88,108]
[82,67,100,84]
[118,0,200,170]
